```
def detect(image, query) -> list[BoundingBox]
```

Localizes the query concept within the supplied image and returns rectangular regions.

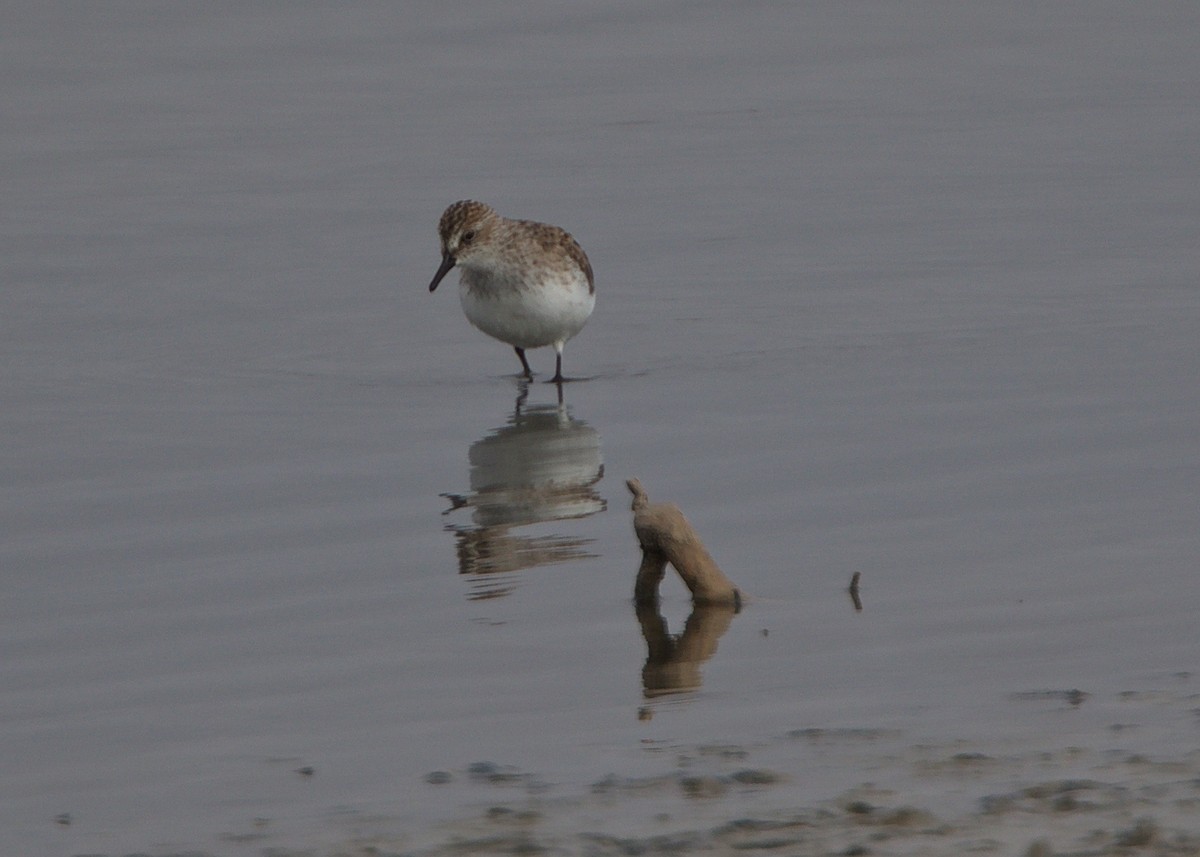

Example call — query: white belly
[459,271,595,350]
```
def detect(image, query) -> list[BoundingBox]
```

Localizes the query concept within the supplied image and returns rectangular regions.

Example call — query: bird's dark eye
[462,230,476,244]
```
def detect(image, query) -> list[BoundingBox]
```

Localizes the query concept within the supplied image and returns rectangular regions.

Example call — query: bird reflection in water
[441,383,605,599]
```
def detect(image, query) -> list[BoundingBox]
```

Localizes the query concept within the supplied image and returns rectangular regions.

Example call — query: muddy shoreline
[64,687,1200,857]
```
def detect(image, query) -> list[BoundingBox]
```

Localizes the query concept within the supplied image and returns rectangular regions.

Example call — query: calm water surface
[3,4,1199,855]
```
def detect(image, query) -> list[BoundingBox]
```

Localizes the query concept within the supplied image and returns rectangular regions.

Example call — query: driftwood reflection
[637,600,738,698]
[442,386,605,599]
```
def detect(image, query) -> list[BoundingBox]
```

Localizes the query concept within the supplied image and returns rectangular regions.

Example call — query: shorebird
[428,200,595,383]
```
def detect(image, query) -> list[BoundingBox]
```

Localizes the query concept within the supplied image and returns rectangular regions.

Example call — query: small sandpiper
[428,200,595,383]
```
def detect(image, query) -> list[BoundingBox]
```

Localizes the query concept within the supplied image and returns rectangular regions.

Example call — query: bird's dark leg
[514,347,534,379]
[550,352,565,385]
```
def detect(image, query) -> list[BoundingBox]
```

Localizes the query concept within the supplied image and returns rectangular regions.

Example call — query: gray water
[3,4,1199,855]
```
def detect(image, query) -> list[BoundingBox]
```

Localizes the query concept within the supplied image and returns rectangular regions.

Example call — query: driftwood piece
[626,478,742,606]
[848,571,863,612]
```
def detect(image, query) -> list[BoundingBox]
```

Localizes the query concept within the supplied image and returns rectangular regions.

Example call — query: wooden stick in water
[626,478,742,606]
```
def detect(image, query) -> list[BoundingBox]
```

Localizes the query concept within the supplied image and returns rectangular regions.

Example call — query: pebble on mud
[1114,817,1158,848]
[680,775,727,798]
[730,768,783,785]
[1025,839,1054,857]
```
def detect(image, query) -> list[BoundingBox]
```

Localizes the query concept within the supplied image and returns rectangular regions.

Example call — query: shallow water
[3,4,1199,855]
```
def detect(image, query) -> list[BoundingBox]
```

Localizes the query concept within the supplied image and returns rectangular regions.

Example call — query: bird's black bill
[428,253,456,292]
